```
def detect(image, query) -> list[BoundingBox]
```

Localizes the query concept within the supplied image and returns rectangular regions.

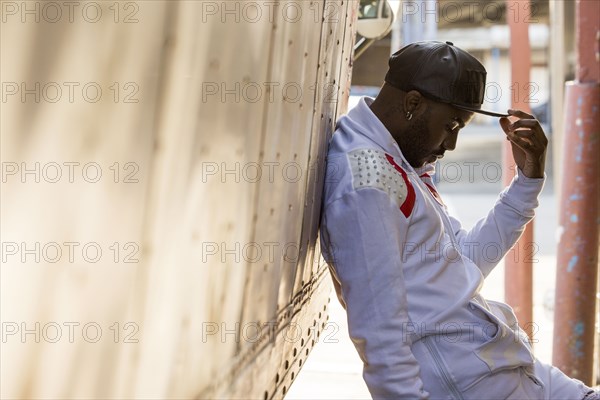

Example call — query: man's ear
[404,90,427,116]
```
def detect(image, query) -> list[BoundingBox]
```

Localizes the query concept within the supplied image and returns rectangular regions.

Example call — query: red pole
[504,0,534,340]
[552,0,600,385]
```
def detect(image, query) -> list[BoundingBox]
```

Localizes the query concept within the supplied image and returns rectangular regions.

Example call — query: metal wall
[0,1,358,398]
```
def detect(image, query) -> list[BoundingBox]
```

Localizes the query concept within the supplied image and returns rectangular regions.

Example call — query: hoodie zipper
[422,336,464,400]
[390,146,465,399]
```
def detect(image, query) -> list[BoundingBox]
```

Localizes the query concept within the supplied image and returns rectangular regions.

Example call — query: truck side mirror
[356,0,399,39]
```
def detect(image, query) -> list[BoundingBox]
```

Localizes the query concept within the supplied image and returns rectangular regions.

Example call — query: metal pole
[504,0,534,341]
[552,0,600,385]
[549,0,566,196]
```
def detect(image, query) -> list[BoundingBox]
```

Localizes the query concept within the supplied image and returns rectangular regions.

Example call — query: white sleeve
[448,168,545,277]
[321,187,428,399]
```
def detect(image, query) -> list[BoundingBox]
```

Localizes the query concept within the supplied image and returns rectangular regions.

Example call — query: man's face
[397,100,475,168]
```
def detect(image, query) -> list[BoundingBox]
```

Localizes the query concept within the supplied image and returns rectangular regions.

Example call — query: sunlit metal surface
[0,1,358,398]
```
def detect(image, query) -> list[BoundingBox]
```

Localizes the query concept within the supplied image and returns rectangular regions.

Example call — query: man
[319,41,597,399]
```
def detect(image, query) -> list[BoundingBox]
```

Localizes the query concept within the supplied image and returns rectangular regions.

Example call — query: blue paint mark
[567,255,579,272]
[570,194,583,201]
[579,130,584,138]
[573,339,584,359]
[570,214,579,222]
[575,143,583,162]
[574,322,584,336]
[577,96,583,106]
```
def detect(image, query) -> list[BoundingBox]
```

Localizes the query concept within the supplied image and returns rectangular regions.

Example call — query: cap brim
[451,104,509,118]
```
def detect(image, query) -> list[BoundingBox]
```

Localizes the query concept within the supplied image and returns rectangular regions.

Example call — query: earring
[405,111,413,121]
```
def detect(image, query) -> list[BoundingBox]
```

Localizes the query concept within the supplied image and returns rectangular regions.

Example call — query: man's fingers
[499,117,511,130]
[507,134,534,151]
[512,130,536,143]
[509,119,542,132]
[508,109,534,119]
[509,118,548,147]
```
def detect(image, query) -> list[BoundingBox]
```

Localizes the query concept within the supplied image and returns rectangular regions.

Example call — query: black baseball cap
[385,41,508,117]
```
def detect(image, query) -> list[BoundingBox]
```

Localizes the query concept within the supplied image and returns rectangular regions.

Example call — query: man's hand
[499,109,548,179]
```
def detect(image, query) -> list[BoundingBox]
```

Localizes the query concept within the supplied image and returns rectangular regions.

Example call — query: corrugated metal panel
[0,1,358,398]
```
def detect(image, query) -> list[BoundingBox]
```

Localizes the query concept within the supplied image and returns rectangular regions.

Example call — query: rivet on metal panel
[288,204,293,211]
[291,372,295,380]
[275,373,279,383]
[283,386,287,395]
[270,208,274,216]
[285,360,289,369]
[304,52,308,57]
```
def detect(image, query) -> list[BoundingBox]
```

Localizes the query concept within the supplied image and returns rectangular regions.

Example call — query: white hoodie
[319,97,590,399]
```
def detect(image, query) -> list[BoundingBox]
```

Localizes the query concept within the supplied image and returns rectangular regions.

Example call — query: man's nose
[443,132,458,151]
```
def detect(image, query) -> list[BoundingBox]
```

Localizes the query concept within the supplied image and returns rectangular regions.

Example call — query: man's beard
[396,109,431,168]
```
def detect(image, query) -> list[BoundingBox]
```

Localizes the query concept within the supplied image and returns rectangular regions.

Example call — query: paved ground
[286,124,566,399]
